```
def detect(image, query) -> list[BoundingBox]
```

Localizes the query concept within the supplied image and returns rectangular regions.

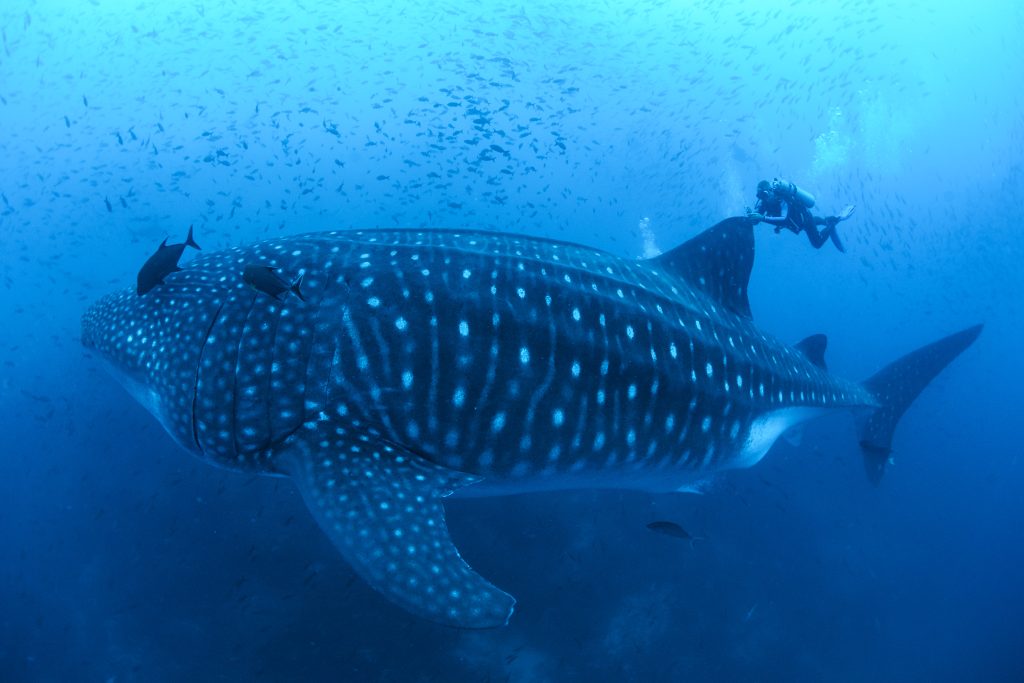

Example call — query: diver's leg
[780,205,805,235]
[803,224,828,249]
[820,219,846,253]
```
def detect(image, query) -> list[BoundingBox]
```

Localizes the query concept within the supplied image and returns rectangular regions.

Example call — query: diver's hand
[746,211,764,223]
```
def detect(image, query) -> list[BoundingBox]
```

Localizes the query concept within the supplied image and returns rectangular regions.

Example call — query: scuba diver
[747,178,855,252]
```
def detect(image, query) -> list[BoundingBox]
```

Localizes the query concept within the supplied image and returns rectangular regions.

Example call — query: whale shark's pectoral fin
[276,431,515,628]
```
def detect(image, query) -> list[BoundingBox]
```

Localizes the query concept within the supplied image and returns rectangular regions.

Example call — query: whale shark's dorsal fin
[650,216,755,318]
[795,334,828,370]
[276,427,515,628]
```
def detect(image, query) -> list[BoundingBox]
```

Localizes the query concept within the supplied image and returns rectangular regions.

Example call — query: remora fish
[242,263,306,302]
[81,217,981,628]
[136,225,201,295]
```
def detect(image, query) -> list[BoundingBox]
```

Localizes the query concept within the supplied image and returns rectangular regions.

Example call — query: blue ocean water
[1,0,1022,680]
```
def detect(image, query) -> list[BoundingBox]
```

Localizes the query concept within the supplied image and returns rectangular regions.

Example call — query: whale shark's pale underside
[81,217,981,627]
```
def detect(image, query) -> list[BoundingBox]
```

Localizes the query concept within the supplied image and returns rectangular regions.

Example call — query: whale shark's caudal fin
[276,428,515,628]
[858,324,983,485]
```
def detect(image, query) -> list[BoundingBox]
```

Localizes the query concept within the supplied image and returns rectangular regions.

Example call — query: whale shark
[81,217,981,627]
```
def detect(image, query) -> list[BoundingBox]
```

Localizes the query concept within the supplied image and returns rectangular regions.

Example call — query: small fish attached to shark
[82,217,982,628]
[242,263,306,302]
[136,225,201,295]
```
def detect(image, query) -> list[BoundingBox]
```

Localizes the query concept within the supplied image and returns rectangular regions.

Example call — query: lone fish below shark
[81,217,981,628]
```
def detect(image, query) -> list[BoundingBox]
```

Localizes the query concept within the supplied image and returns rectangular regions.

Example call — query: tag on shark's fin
[794,334,828,370]
[649,217,755,318]
[277,431,515,628]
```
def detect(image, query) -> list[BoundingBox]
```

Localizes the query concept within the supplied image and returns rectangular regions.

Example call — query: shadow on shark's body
[81,217,981,627]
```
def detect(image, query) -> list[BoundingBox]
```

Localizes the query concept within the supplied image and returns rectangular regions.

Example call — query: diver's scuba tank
[771,178,815,208]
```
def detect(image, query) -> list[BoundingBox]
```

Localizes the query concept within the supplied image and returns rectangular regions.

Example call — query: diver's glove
[746,210,764,223]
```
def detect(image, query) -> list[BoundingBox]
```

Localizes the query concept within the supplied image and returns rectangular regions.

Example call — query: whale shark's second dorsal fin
[795,334,828,370]
[650,216,755,318]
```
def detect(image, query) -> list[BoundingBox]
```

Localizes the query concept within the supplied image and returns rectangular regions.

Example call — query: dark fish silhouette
[242,264,305,302]
[646,521,703,544]
[136,225,200,295]
[647,524,696,540]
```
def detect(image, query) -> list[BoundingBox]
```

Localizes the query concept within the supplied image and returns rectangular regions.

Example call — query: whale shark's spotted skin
[82,218,981,627]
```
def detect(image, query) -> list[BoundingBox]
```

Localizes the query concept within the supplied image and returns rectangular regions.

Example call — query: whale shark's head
[81,234,348,469]
[82,275,227,452]
[82,288,157,383]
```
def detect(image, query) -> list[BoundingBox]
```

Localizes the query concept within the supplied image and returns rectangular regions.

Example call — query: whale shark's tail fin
[858,324,983,485]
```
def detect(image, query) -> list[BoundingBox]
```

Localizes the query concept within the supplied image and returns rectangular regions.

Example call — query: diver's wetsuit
[754,192,845,252]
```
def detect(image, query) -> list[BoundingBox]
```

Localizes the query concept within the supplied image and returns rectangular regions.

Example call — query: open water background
[1,1,1022,680]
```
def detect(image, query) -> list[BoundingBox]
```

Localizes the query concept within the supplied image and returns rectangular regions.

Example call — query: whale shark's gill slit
[296,272,335,433]
[230,295,260,459]
[520,290,558,467]
[339,305,377,422]
[192,300,227,450]
[365,315,399,441]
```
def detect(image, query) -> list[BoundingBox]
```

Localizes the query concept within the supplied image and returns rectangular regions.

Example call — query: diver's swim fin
[829,227,846,253]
